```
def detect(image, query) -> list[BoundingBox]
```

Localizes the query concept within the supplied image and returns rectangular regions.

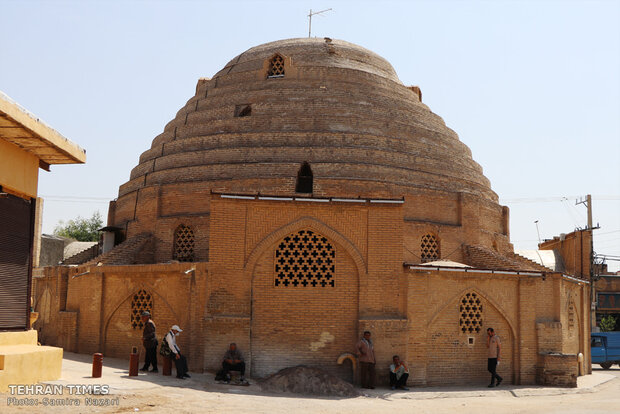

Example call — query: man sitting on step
[164,325,190,379]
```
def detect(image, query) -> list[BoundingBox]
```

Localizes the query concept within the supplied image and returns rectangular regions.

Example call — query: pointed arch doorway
[249,228,359,380]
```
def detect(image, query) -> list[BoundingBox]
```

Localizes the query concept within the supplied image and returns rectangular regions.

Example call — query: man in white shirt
[165,325,190,379]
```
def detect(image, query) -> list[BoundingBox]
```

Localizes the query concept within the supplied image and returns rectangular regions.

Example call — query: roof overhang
[0,91,86,166]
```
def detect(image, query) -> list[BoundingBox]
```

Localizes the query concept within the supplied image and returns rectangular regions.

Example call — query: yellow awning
[0,91,86,166]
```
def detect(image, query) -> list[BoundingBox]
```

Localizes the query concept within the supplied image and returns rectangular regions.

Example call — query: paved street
[1,353,619,413]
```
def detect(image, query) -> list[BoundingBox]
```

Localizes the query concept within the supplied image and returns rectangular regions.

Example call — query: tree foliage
[53,211,103,242]
[600,315,617,332]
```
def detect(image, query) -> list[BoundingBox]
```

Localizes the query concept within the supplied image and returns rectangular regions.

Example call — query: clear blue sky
[1,0,619,270]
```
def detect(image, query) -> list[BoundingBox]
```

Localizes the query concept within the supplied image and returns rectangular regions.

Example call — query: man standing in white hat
[165,325,190,379]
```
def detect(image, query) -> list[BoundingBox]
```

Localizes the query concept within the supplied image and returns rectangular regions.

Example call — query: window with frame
[131,289,153,329]
[459,292,483,334]
[420,233,440,263]
[267,54,285,78]
[173,224,195,262]
[275,229,335,287]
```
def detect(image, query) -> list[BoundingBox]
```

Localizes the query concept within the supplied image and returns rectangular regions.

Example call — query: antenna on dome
[308,8,332,38]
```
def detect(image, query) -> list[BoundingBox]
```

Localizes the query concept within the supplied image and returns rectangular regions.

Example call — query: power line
[501,195,620,203]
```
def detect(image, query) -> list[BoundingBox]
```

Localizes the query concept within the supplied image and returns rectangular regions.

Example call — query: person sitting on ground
[165,325,190,379]
[389,355,409,390]
[222,343,245,382]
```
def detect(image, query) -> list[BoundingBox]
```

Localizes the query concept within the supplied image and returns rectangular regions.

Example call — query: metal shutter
[0,193,34,330]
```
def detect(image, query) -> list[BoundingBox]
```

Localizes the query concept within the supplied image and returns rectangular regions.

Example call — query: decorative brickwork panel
[568,300,576,330]
[174,225,195,262]
[274,230,335,287]
[131,289,153,329]
[459,292,483,334]
[267,55,285,78]
[420,234,440,263]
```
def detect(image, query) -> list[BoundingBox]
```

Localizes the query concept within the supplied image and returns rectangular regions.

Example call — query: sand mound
[259,366,360,397]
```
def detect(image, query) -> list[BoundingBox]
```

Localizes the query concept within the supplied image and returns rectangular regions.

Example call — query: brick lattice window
[459,292,483,334]
[174,225,195,262]
[267,54,285,78]
[275,230,335,287]
[420,234,440,263]
[131,289,153,329]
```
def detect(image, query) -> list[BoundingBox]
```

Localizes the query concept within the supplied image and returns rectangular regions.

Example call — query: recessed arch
[426,285,518,385]
[102,283,180,355]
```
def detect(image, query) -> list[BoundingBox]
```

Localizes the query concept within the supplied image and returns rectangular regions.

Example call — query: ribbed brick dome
[118,37,497,202]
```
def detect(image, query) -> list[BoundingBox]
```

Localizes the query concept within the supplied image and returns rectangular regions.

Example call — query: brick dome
[119,37,496,202]
[110,38,510,264]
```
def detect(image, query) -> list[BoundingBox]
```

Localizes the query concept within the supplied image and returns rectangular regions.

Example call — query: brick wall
[32,194,589,387]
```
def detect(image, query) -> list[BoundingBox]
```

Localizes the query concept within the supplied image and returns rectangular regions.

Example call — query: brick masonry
[33,195,590,387]
[31,38,590,387]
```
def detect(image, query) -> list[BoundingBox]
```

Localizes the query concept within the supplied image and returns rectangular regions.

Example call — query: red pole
[92,353,103,378]
[129,347,139,376]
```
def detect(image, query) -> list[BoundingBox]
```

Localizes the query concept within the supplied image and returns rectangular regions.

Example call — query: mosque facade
[33,38,589,387]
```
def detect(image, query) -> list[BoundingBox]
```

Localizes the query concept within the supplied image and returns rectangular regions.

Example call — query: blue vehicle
[591,332,620,369]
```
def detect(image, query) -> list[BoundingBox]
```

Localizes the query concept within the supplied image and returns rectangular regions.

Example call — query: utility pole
[576,194,597,333]
[308,8,332,38]
[576,194,593,229]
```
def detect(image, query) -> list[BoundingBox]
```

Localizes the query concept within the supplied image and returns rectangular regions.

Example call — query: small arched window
[173,224,195,262]
[131,289,153,329]
[420,233,440,263]
[267,54,285,78]
[295,162,313,194]
[459,292,483,334]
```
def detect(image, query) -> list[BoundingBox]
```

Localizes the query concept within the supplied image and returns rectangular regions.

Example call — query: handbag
[159,335,172,357]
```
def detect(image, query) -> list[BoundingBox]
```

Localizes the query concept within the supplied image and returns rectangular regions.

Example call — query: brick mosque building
[33,38,590,387]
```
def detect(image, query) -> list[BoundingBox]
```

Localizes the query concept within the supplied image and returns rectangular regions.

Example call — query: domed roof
[119,38,497,202]
[214,38,402,84]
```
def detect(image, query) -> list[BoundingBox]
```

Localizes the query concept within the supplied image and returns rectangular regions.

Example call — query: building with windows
[33,38,589,387]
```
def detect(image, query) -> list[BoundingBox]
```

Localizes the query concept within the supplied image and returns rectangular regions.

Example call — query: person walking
[356,331,376,389]
[140,311,158,372]
[486,327,503,387]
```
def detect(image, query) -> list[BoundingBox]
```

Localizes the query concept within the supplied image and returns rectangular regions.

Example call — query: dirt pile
[259,366,360,397]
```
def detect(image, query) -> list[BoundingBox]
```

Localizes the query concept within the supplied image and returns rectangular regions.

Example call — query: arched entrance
[426,289,515,386]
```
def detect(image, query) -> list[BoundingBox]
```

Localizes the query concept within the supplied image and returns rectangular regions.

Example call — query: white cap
[171,325,183,332]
